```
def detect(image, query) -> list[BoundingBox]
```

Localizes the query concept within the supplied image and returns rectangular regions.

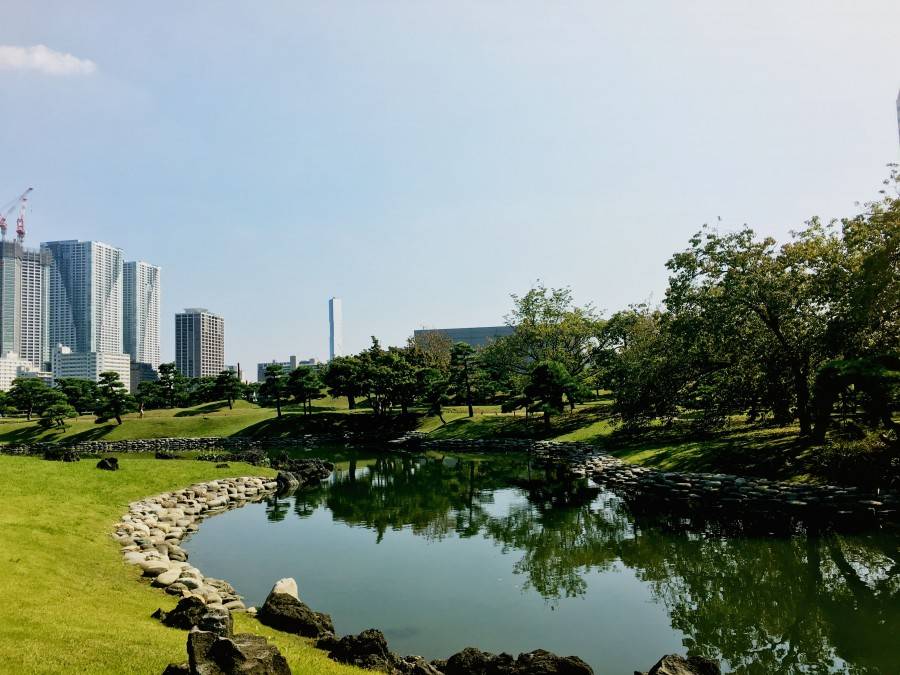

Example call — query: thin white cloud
[0,44,96,76]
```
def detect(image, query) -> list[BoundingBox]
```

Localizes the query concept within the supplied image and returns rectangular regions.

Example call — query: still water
[184,451,899,674]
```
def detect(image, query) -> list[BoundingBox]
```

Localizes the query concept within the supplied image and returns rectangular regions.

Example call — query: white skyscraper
[175,308,224,378]
[329,297,343,360]
[123,261,161,370]
[42,240,124,354]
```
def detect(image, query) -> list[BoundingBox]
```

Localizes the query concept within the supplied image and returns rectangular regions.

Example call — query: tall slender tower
[328,297,343,361]
[123,261,161,369]
[41,240,124,355]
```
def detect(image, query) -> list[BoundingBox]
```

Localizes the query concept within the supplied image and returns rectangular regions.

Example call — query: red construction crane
[0,187,33,242]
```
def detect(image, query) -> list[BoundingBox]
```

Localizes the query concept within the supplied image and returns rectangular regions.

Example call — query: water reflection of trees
[279,455,899,674]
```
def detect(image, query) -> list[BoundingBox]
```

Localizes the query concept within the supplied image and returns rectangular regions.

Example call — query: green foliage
[95,371,134,425]
[522,361,588,428]
[8,377,53,420]
[287,367,325,415]
[214,369,244,409]
[54,378,99,415]
[259,364,288,417]
[323,356,363,409]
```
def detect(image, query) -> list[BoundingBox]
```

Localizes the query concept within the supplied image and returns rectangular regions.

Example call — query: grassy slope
[0,454,363,675]
[0,398,380,444]
[424,400,816,482]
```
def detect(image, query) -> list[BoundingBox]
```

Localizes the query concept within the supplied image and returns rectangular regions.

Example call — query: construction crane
[0,187,33,242]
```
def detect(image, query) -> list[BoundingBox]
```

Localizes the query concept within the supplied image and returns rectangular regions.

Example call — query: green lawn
[0,454,363,675]
[0,398,400,444]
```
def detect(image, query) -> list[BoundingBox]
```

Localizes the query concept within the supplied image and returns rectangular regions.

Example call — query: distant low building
[0,352,49,391]
[130,361,158,394]
[413,325,515,349]
[52,345,131,390]
[257,356,319,383]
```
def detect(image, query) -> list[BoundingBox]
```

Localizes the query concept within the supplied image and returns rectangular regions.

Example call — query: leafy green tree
[323,356,363,409]
[38,390,77,430]
[260,364,287,417]
[8,377,52,421]
[523,361,585,429]
[96,371,132,425]
[135,380,166,410]
[54,378,99,415]
[420,367,450,424]
[449,342,479,417]
[157,362,182,408]
[666,225,836,435]
[214,370,243,409]
[288,367,325,415]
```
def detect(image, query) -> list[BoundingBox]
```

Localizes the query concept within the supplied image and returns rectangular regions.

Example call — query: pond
[183,450,899,674]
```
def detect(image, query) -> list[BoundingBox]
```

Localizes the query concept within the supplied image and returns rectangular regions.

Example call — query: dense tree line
[2,177,894,444]
[594,175,899,440]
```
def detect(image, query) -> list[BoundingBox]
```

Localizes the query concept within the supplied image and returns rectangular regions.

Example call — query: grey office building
[413,325,515,349]
[0,241,49,368]
[41,240,124,355]
[175,308,224,378]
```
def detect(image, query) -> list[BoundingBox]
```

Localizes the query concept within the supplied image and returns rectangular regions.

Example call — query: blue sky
[1,1,898,370]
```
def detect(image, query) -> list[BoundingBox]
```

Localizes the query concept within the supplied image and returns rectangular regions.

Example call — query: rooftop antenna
[0,187,33,242]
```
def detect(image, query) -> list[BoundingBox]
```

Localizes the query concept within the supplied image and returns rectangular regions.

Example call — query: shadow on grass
[232,411,423,439]
[174,402,231,417]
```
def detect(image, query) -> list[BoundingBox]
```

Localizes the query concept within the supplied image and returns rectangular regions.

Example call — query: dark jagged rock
[197,607,233,638]
[215,463,230,468]
[155,450,178,460]
[395,655,444,675]
[514,649,593,675]
[153,596,221,632]
[441,647,592,675]
[317,629,441,675]
[275,471,300,492]
[96,457,118,471]
[257,592,334,638]
[273,459,334,493]
[316,629,395,671]
[163,629,292,675]
[161,664,190,675]
[43,447,80,462]
[636,654,721,675]
[442,648,513,675]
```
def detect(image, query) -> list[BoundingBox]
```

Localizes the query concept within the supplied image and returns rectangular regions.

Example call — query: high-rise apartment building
[41,240,124,354]
[0,241,49,369]
[329,297,343,360]
[175,308,224,378]
[123,261,161,370]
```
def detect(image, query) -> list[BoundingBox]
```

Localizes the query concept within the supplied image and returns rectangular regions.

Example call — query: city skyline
[1,3,899,371]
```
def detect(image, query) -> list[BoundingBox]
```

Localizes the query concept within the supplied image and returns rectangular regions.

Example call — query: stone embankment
[115,475,278,611]
[583,454,899,527]
[2,435,346,457]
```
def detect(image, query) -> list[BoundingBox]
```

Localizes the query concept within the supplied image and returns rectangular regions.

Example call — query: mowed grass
[0,455,364,675]
[0,399,356,445]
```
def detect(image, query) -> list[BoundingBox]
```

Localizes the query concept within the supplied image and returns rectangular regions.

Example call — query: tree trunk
[115,413,122,425]
[438,410,446,425]
[543,410,550,429]
[347,394,356,410]
[276,400,282,418]
[792,362,811,436]
[228,397,233,410]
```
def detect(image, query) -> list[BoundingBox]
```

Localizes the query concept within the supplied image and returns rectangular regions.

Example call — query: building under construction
[0,188,50,370]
